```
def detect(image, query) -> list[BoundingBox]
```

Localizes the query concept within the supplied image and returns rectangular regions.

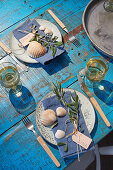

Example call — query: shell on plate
[41,109,56,126]
[55,130,65,139]
[39,25,45,31]
[56,107,66,117]
[27,41,46,58]
[44,28,53,35]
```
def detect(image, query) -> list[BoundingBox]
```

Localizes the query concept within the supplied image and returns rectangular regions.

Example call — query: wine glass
[0,62,22,95]
[79,56,109,88]
[104,0,113,12]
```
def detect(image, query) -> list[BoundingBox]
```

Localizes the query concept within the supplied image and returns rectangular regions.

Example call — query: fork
[23,117,60,167]
[47,9,81,47]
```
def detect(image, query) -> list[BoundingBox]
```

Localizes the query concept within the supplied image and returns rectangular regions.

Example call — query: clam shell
[56,107,66,117]
[55,130,65,139]
[27,41,46,58]
[41,109,56,126]
[44,28,53,35]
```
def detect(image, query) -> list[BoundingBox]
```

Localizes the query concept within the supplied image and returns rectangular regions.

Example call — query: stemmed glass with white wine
[79,56,109,88]
[0,62,22,96]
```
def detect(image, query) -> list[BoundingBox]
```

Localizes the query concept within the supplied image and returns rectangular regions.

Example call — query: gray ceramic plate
[10,19,62,63]
[36,88,95,145]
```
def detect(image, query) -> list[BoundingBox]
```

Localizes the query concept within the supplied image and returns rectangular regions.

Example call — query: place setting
[35,80,96,160]
[0,8,82,72]
[0,17,67,79]
[9,17,65,65]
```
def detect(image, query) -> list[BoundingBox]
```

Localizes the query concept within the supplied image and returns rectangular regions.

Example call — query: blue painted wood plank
[0,0,90,32]
[0,0,90,38]
[0,0,53,33]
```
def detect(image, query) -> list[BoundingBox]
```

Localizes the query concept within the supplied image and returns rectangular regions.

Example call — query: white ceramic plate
[10,19,62,63]
[36,88,95,145]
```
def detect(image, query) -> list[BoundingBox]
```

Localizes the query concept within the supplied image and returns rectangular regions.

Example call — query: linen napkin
[42,91,94,158]
[13,19,65,65]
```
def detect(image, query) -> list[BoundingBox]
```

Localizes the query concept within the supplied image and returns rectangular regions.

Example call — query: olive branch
[51,81,79,129]
[28,24,63,56]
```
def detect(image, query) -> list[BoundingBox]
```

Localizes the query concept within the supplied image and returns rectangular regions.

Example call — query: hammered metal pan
[82,0,113,58]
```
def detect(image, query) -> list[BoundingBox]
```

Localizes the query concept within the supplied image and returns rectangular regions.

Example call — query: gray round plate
[83,0,113,58]
[10,19,62,63]
[36,89,95,145]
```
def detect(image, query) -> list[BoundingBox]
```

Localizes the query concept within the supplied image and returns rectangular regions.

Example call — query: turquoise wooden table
[0,0,113,169]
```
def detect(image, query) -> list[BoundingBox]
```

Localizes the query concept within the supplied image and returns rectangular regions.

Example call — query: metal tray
[83,0,113,58]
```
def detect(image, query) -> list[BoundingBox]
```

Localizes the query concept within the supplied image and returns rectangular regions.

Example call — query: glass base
[6,81,22,95]
[93,80,113,106]
[84,77,102,89]
[9,85,36,116]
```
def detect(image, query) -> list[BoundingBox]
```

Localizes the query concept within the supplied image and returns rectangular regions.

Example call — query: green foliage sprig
[51,81,79,128]
[29,24,63,56]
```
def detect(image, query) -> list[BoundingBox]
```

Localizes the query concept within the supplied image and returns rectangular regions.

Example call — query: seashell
[27,41,46,58]
[44,28,53,35]
[56,107,66,117]
[39,25,45,31]
[41,109,56,126]
[55,130,65,139]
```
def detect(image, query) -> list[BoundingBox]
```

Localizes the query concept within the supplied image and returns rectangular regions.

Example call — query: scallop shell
[55,130,65,139]
[56,107,66,117]
[44,28,53,35]
[27,41,46,58]
[39,26,45,31]
[41,109,56,126]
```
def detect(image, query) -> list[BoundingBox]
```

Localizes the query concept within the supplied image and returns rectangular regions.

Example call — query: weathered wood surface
[0,0,113,169]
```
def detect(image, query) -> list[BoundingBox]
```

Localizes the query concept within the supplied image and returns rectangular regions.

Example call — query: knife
[47,9,68,33]
[77,75,111,127]
[0,41,29,72]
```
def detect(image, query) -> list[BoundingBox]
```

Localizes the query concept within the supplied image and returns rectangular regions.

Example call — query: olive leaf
[52,46,57,56]
[57,142,68,152]
[54,42,63,46]
[57,142,66,146]
[52,36,58,42]
[64,143,68,152]
[50,45,53,51]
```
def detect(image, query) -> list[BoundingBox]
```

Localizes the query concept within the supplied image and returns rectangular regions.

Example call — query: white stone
[39,25,45,31]
[56,107,66,117]
[55,130,65,139]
